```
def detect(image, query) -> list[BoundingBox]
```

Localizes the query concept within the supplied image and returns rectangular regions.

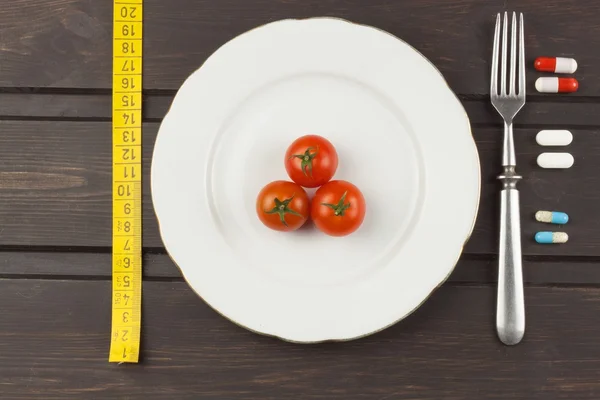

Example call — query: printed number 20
[120,7,137,19]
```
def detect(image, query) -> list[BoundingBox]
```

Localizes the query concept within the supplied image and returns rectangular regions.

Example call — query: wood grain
[4,93,600,128]
[1,120,598,257]
[2,0,600,96]
[3,251,600,286]
[0,279,599,399]
[2,0,600,397]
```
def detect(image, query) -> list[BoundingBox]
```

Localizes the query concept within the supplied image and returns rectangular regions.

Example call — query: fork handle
[496,168,525,345]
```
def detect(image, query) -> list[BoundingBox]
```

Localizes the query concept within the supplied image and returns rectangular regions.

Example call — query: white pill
[536,130,573,146]
[537,153,574,169]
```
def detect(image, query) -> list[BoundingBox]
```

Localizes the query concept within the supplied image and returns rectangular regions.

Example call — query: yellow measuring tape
[110,0,143,363]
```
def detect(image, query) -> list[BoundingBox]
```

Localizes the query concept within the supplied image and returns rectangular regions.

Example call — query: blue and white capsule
[535,211,569,224]
[535,232,569,244]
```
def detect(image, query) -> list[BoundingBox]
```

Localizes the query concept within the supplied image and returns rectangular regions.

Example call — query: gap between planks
[4,92,600,127]
[1,251,600,286]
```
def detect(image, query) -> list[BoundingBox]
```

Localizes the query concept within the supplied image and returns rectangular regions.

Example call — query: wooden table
[2,0,600,398]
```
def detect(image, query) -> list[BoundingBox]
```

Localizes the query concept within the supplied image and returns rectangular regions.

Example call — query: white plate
[151,18,480,342]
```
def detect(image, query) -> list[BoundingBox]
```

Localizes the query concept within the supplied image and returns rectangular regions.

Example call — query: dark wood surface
[2,0,600,398]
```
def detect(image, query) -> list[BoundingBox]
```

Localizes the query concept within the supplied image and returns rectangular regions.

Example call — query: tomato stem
[289,146,319,177]
[264,195,303,226]
[321,191,351,217]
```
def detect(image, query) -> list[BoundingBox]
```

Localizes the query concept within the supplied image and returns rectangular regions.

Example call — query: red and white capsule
[535,77,579,93]
[534,57,578,74]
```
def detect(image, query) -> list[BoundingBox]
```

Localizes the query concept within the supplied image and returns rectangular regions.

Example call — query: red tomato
[311,180,366,237]
[256,181,310,232]
[284,135,338,188]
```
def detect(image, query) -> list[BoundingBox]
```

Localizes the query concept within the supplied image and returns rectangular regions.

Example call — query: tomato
[256,181,310,231]
[311,180,366,237]
[284,135,338,188]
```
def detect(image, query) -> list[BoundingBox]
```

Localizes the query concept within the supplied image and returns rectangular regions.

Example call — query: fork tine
[490,13,501,96]
[519,13,525,96]
[509,12,517,95]
[501,12,508,95]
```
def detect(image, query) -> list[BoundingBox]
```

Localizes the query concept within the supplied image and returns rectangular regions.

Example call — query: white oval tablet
[536,130,573,146]
[537,153,574,169]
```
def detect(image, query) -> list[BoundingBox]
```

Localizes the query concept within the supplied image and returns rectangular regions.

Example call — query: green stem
[264,195,303,226]
[289,147,319,177]
[321,191,351,217]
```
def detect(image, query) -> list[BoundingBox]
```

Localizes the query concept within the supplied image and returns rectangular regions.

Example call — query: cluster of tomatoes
[256,135,366,237]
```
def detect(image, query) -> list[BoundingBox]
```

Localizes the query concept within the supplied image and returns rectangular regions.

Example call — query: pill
[536,130,573,146]
[537,152,574,169]
[535,77,578,93]
[534,57,578,74]
[535,211,569,224]
[535,232,568,244]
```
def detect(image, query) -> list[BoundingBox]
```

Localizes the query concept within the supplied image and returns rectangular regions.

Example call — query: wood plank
[0,92,169,122]
[1,120,598,256]
[3,251,600,286]
[2,0,600,96]
[0,252,176,278]
[4,93,600,128]
[0,280,599,399]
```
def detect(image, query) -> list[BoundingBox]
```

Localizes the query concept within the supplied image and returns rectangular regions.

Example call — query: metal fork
[490,11,525,345]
